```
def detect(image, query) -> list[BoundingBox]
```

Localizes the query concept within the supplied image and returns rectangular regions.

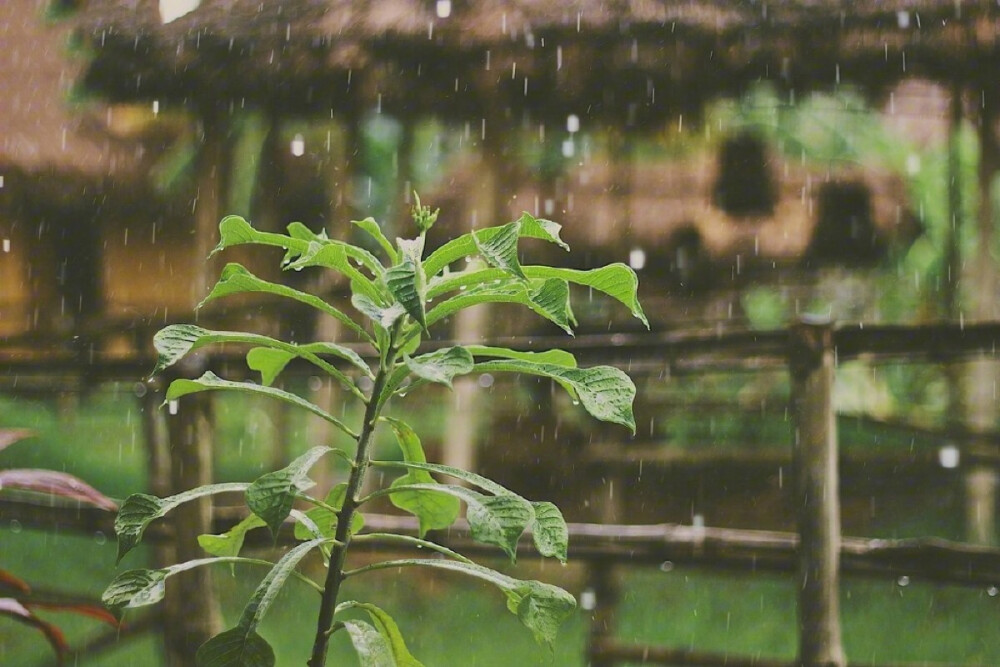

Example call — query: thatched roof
[74,1,1000,123]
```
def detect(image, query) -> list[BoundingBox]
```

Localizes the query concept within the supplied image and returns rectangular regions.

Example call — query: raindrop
[579,588,597,611]
[659,561,675,572]
[94,531,107,545]
[358,376,375,392]
[290,134,305,157]
[478,374,494,388]
[168,400,179,415]
[2,239,9,253]
[152,100,160,116]
[133,382,148,398]
[566,114,580,133]
[988,586,999,597]
[9,520,22,534]
[896,575,910,587]
[628,248,646,270]
[938,445,960,469]
[308,376,323,392]
[561,139,575,158]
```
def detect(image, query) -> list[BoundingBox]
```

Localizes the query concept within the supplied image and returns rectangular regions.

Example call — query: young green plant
[102,199,647,666]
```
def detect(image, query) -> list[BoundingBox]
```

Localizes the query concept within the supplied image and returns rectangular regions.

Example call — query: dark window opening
[713,133,777,217]
[806,181,884,266]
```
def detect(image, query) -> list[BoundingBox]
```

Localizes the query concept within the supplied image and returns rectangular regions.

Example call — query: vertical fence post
[789,318,845,667]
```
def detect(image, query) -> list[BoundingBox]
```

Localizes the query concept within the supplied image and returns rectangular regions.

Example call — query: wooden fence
[4,319,1000,665]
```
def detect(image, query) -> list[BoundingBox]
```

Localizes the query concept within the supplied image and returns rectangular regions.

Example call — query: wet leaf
[115,483,248,562]
[166,372,355,437]
[473,361,637,433]
[0,428,34,453]
[353,217,398,261]
[337,602,423,667]
[466,346,576,368]
[382,419,460,536]
[473,221,527,280]
[0,597,68,658]
[199,514,267,560]
[528,502,568,564]
[385,257,426,331]
[425,278,573,334]
[343,620,394,666]
[424,213,568,276]
[403,347,474,389]
[196,627,274,667]
[292,483,364,541]
[524,264,648,328]
[247,447,332,536]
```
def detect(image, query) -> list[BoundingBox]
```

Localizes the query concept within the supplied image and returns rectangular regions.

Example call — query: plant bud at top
[411,192,439,233]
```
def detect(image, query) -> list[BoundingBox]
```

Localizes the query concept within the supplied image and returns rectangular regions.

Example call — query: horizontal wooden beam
[4,499,999,588]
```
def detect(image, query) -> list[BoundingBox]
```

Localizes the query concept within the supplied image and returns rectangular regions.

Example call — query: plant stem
[306,345,394,666]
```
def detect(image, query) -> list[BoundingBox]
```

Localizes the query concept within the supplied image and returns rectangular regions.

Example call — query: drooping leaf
[285,242,384,299]
[466,345,577,368]
[247,447,332,536]
[154,325,360,396]
[0,469,117,511]
[337,602,423,667]
[353,217,398,262]
[0,428,34,453]
[199,514,267,560]
[528,502,569,564]
[0,597,68,659]
[345,559,575,648]
[424,213,569,276]
[292,483,364,541]
[198,263,370,342]
[343,620,394,667]
[352,293,406,331]
[102,568,168,614]
[166,372,356,438]
[381,419,460,536]
[211,215,309,260]
[473,361,637,433]
[196,627,275,667]
[473,221,527,280]
[425,278,573,334]
[385,245,427,331]
[524,264,648,328]
[505,579,578,647]
[403,347,474,389]
[115,483,248,562]
[379,483,530,560]
[371,460,510,497]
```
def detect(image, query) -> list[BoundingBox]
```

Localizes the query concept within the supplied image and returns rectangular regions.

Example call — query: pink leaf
[26,600,120,628]
[0,569,31,596]
[0,597,69,657]
[0,429,35,453]
[0,469,118,511]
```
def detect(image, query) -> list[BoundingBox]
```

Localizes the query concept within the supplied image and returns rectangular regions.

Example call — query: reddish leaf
[0,597,69,658]
[0,429,34,453]
[0,469,118,511]
[25,600,120,628]
[0,569,31,596]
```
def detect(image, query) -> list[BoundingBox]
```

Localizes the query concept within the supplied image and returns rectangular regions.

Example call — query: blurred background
[3,1,1000,665]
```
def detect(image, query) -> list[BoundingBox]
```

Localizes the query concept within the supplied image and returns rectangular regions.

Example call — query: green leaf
[528,502,568,564]
[424,213,569,277]
[337,602,423,667]
[115,483,248,562]
[102,568,167,614]
[403,346,474,389]
[196,627,274,667]
[382,419,460,536]
[198,514,267,560]
[292,483,364,541]
[352,293,406,331]
[353,217,398,262]
[473,361,637,434]
[466,345,577,368]
[166,372,356,438]
[343,620,394,667]
[198,263,371,343]
[345,559,575,648]
[212,215,310,261]
[376,482,530,561]
[505,579,578,647]
[238,539,325,629]
[385,240,427,331]
[247,447,332,536]
[425,278,573,334]
[523,264,648,328]
[473,221,527,280]
[246,348,294,387]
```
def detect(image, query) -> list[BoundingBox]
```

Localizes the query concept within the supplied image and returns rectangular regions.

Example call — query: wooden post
[584,560,619,667]
[159,111,226,665]
[788,318,845,667]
